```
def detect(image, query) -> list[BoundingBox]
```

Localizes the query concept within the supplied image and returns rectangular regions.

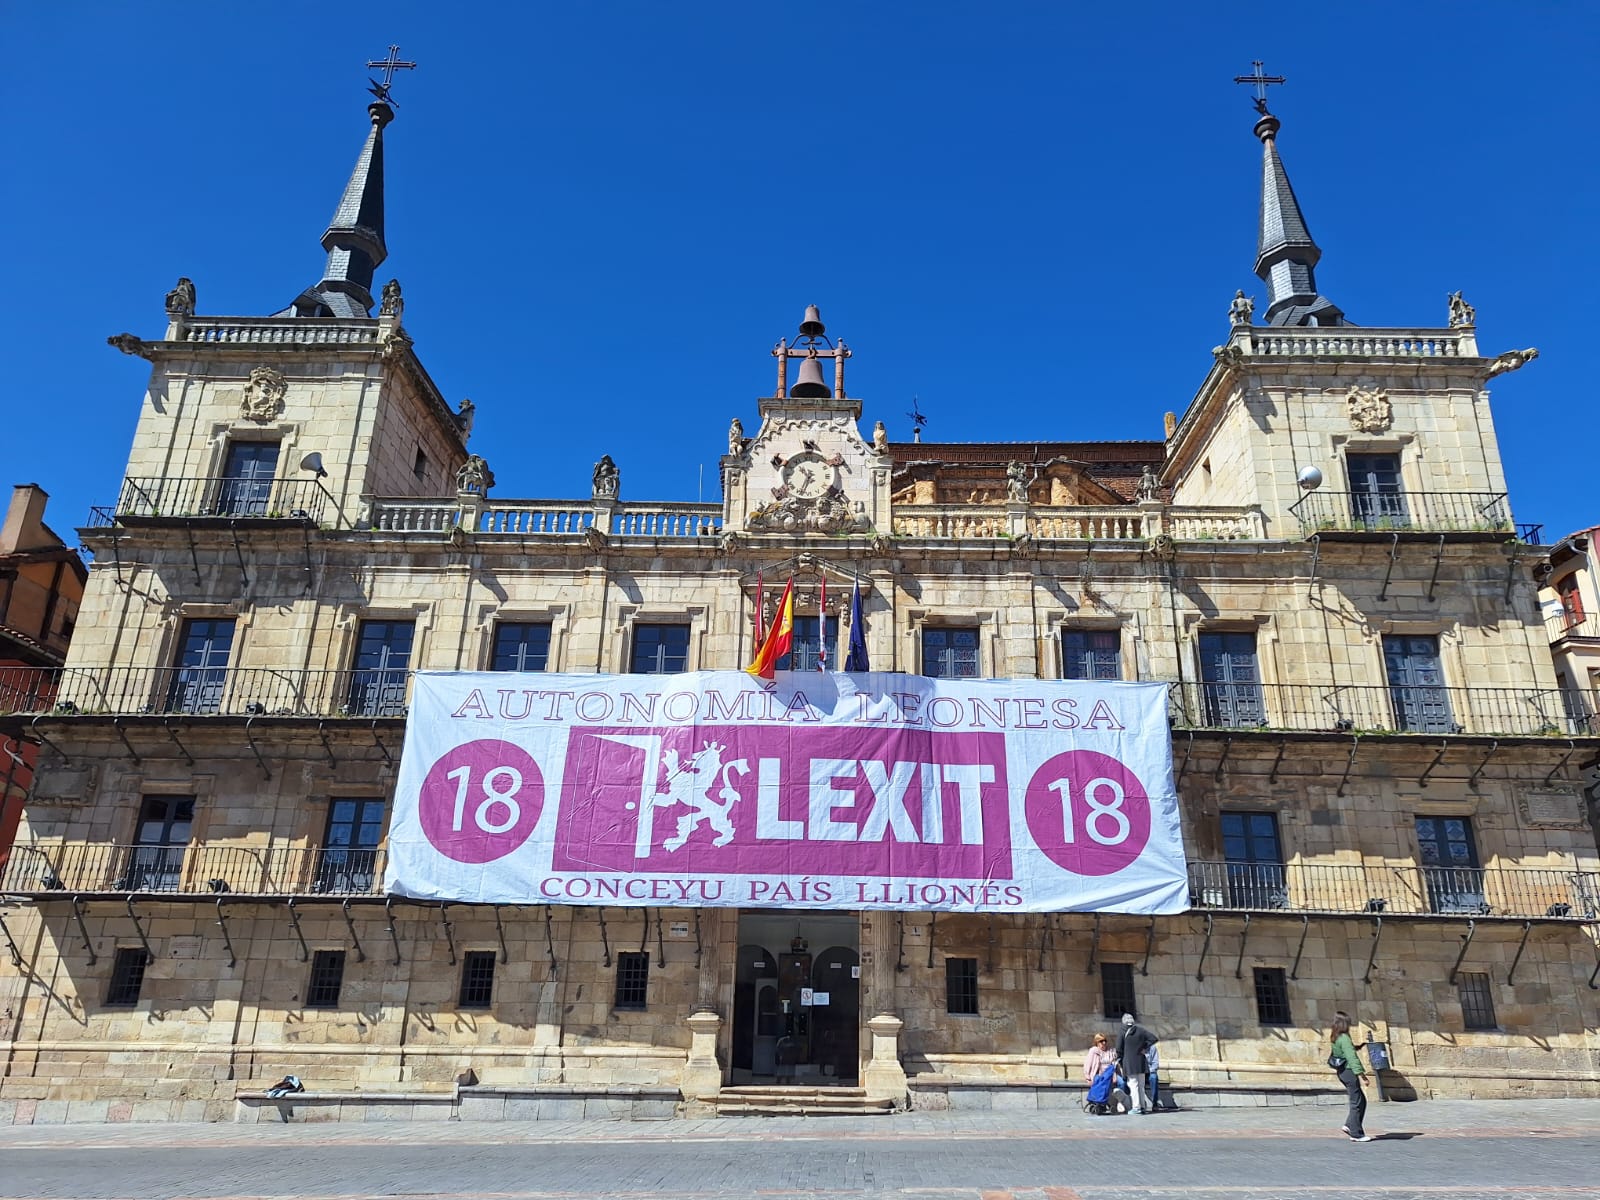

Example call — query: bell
[790,352,831,398]
[798,305,826,339]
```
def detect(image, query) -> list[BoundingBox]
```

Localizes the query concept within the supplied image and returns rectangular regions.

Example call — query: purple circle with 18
[1023,749,1152,877]
[418,740,543,864]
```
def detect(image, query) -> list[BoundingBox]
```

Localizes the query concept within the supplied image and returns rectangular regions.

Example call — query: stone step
[711,1086,891,1118]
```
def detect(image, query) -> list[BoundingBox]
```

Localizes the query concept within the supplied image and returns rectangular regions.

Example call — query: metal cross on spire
[365,44,417,105]
[1232,60,1286,116]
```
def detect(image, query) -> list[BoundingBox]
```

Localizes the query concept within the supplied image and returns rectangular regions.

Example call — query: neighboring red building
[0,485,85,864]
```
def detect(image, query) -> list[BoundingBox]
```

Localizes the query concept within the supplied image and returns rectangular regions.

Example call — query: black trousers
[1338,1068,1367,1136]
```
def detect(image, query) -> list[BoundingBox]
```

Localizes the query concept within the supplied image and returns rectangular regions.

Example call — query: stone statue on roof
[873,421,889,453]
[456,454,494,496]
[1006,461,1029,504]
[380,279,405,320]
[1447,291,1476,328]
[1136,465,1160,502]
[165,277,196,317]
[727,418,743,457]
[1228,290,1254,327]
[592,455,620,499]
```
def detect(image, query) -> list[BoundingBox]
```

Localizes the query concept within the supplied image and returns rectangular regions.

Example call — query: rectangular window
[122,795,194,891]
[105,947,150,1007]
[306,949,347,1008]
[1383,634,1455,733]
[1556,576,1585,627]
[630,624,689,674]
[1416,816,1486,914]
[923,627,979,679]
[491,622,552,672]
[347,619,414,716]
[1220,811,1287,909]
[459,950,497,1009]
[1346,452,1407,529]
[1100,962,1136,1020]
[614,951,650,1010]
[945,957,979,1015]
[1253,967,1291,1025]
[218,441,281,517]
[316,798,386,894]
[1458,971,1497,1030]
[1198,631,1264,726]
[1062,629,1121,680]
[165,617,236,714]
[778,615,838,672]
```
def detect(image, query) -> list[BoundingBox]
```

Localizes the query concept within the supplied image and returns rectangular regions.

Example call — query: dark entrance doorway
[731,911,860,1086]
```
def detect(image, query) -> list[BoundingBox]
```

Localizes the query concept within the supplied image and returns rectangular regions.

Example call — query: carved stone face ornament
[1346,385,1392,434]
[241,366,288,422]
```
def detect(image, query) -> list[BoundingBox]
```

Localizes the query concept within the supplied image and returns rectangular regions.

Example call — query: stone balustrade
[179,318,380,346]
[1245,328,1473,359]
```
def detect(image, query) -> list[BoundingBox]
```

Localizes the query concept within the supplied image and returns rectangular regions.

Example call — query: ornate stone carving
[1005,461,1029,504]
[241,366,287,422]
[869,534,894,556]
[1346,385,1392,434]
[379,278,404,319]
[583,527,609,553]
[747,488,865,535]
[107,333,146,357]
[592,455,620,499]
[1146,533,1176,560]
[1136,465,1160,503]
[1212,344,1245,367]
[719,530,747,554]
[1485,347,1539,379]
[727,417,744,457]
[379,326,413,358]
[1447,290,1475,328]
[457,398,476,438]
[164,277,195,316]
[455,454,494,496]
[873,421,889,453]
[1228,289,1254,326]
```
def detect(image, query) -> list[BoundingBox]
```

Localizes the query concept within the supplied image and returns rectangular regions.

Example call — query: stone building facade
[0,93,1597,1125]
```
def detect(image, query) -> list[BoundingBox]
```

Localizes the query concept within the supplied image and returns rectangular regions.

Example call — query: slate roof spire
[279,99,393,318]
[1252,112,1346,327]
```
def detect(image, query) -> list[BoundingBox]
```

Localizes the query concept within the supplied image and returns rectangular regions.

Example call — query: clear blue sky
[3,3,1596,543]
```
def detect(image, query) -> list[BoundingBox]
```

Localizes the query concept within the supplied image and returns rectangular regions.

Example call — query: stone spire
[1252,113,1345,327]
[279,99,393,318]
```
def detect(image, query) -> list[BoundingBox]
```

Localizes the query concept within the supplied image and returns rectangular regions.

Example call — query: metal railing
[105,476,328,524]
[1167,681,1597,736]
[1289,490,1511,536]
[0,666,411,719]
[0,843,386,897]
[1546,611,1600,643]
[1186,861,1600,920]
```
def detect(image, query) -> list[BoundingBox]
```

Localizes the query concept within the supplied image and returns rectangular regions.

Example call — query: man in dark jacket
[1115,1011,1158,1114]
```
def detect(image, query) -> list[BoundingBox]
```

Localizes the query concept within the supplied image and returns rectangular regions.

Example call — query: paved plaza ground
[1,1097,1598,1200]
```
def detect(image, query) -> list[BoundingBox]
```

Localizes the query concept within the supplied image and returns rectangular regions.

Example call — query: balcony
[0,842,387,897]
[1288,490,1513,539]
[1167,681,1598,737]
[890,504,1267,542]
[1187,861,1600,921]
[367,498,722,539]
[0,666,410,720]
[91,476,328,527]
[1546,610,1600,644]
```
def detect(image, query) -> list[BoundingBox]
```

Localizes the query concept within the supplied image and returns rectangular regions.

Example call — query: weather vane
[906,396,928,443]
[1232,60,1286,116]
[366,44,417,106]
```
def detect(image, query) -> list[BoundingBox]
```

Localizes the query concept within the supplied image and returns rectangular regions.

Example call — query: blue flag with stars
[844,577,870,672]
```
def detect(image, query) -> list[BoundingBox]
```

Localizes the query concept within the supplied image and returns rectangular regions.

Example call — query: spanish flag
[745,577,794,680]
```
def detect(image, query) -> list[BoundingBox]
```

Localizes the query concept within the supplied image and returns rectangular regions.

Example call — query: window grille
[306,949,347,1008]
[923,627,979,678]
[105,947,150,1007]
[1062,629,1121,680]
[945,957,979,1015]
[1253,967,1292,1025]
[1100,962,1136,1019]
[1458,971,1497,1030]
[459,951,497,1009]
[614,951,650,1010]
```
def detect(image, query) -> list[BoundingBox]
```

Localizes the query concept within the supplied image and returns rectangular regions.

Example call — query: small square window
[459,950,496,1009]
[306,949,346,1008]
[105,947,150,1007]
[1253,967,1291,1025]
[614,951,649,1010]
[1100,962,1136,1019]
[1458,971,1497,1030]
[945,957,979,1015]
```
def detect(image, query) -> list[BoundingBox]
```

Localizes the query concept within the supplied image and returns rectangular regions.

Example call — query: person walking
[1115,1011,1158,1115]
[1329,1013,1372,1141]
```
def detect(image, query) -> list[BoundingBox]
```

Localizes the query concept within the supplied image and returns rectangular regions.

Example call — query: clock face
[781,451,833,499]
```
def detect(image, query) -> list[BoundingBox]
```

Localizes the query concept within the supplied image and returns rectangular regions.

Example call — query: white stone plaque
[669,922,690,938]
[1518,787,1586,829]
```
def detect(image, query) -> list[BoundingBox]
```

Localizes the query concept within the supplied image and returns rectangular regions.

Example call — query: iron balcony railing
[1167,681,1598,737]
[94,476,329,525]
[1288,490,1511,536]
[0,666,410,719]
[1187,861,1600,921]
[1546,610,1600,644]
[0,843,387,897]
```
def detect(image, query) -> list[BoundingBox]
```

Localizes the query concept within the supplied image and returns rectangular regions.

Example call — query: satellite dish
[1297,465,1323,491]
[300,452,328,479]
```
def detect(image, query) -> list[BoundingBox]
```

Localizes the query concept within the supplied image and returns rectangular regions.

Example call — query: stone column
[680,1009,724,1113]
[862,1014,908,1107]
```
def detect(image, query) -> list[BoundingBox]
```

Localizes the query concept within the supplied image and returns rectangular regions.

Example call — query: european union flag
[844,577,870,672]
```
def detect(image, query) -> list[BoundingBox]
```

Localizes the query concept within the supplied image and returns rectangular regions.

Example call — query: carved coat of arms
[1346,386,1392,434]
[241,367,287,422]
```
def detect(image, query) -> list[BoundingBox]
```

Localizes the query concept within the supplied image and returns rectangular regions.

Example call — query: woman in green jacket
[1329,1014,1372,1141]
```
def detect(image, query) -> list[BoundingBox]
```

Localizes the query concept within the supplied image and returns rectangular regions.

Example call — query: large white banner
[385,672,1188,913]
